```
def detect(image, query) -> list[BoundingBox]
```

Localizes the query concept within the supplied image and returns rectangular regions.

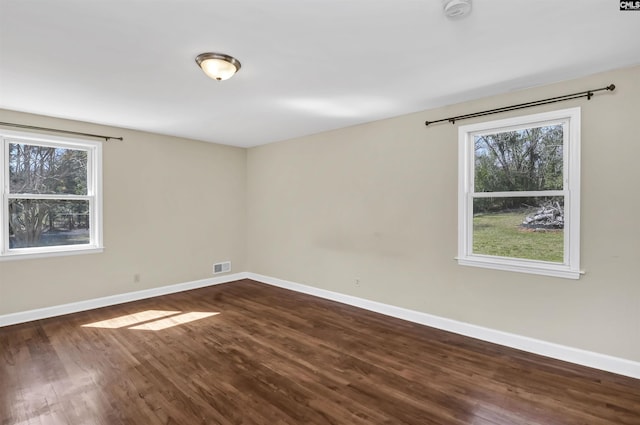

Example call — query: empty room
[1,1,639,424]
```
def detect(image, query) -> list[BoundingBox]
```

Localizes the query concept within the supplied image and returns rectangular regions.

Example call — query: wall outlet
[133,273,141,283]
[213,261,231,274]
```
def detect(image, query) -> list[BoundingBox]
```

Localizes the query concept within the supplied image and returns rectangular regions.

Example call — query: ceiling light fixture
[195,52,241,81]
[442,0,472,18]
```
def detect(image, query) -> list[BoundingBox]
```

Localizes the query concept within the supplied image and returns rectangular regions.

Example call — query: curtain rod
[424,84,615,126]
[0,121,123,141]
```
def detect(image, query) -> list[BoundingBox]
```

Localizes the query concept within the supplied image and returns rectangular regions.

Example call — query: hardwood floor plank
[1,279,639,424]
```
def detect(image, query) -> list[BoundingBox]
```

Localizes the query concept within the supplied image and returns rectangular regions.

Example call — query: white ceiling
[1,1,639,147]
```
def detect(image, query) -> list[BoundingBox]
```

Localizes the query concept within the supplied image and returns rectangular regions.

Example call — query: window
[1,130,103,260]
[457,108,580,279]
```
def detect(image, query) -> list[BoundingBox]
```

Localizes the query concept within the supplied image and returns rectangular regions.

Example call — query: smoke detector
[442,0,472,18]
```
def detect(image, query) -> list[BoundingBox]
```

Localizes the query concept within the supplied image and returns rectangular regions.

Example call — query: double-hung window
[457,108,581,279]
[1,130,103,260]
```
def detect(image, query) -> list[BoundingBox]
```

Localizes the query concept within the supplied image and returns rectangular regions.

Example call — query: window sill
[456,256,582,280]
[0,246,104,262]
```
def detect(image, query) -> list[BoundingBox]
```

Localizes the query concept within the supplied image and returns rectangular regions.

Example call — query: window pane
[474,124,563,192]
[472,196,564,262]
[9,143,88,195]
[8,199,90,249]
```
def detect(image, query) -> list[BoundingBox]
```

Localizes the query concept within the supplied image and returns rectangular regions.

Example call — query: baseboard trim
[246,272,640,380]
[0,272,249,327]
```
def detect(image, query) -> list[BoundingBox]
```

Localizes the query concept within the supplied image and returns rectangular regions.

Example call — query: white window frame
[457,107,581,279]
[0,129,103,261]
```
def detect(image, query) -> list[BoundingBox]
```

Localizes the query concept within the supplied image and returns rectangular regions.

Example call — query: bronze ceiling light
[195,53,241,81]
[442,0,472,18]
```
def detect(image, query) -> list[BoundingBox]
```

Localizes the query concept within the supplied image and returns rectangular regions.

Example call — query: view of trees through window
[472,125,565,262]
[8,143,90,249]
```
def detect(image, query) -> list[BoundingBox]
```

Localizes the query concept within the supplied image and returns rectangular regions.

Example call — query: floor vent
[213,261,231,274]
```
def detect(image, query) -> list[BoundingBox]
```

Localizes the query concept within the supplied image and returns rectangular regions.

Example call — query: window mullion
[471,190,566,198]
[8,193,92,201]
[1,139,7,254]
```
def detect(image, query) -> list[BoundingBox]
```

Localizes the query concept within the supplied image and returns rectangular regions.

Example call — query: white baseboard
[0,272,249,327]
[246,272,640,380]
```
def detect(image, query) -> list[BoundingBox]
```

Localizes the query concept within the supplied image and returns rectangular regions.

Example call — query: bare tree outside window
[8,143,90,248]
[471,125,565,262]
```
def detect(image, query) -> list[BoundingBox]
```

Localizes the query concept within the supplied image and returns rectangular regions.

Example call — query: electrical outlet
[133,273,141,283]
[355,278,360,286]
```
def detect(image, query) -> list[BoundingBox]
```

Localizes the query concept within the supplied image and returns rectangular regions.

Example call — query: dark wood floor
[1,279,639,425]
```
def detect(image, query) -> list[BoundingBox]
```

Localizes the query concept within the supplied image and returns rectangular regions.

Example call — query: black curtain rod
[424,84,615,126]
[0,122,123,141]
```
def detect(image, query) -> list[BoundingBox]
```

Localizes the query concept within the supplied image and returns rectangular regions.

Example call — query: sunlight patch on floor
[82,310,219,330]
[82,310,179,329]
[129,312,219,330]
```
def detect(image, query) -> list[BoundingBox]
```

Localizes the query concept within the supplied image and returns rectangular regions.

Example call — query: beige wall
[247,65,640,362]
[0,109,247,315]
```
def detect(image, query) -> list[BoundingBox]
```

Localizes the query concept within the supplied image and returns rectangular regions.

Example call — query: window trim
[457,107,581,279]
[0,129,103,261]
